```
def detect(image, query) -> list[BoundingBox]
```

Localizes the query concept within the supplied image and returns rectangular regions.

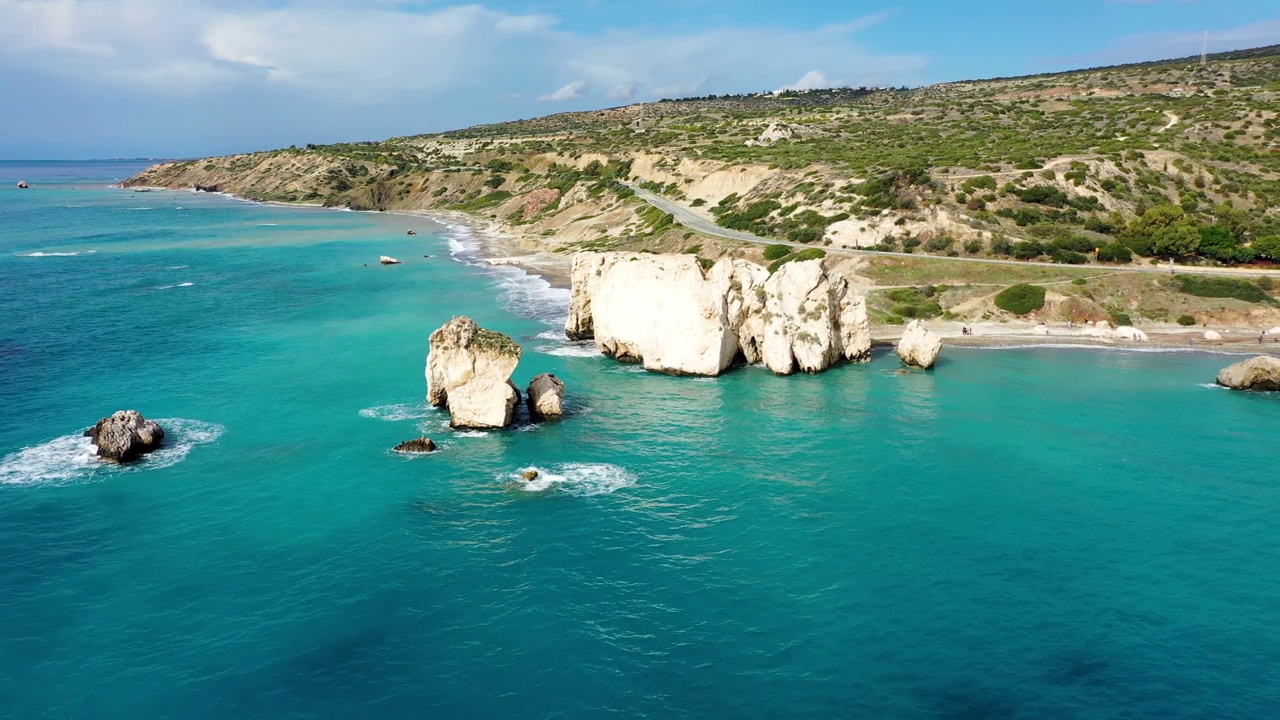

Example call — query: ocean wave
[452,429,490,438]
[168,265,189,270]
[0,418,224,486]
[536,343,601,358]
[359,403,432,422]
[18,250,96,257]
[155,282,195,290]
[505,463,636,496]
[126,207,154,211]
[259,223,280,227]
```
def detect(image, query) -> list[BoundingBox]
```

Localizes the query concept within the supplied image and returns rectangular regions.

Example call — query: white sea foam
[359,402,432,422]
[537,343,602,358]
[168,265,189,270]
[127,207,154,211]
[156,282,195,290]
[20,251,90,257]
[0,418,224,486]
[453,430,490,438]
[507,463,636,496]
[259,223,280,227]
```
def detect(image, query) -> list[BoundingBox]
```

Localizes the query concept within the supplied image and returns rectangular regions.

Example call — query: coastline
[119,185,1280,357]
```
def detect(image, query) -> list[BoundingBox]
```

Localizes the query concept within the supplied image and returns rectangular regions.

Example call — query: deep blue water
[2,162,1279,719]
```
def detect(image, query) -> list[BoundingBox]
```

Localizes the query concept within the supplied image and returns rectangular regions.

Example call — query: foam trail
[505,463,636,496]
[0,418,224,486]
[360,403,432,422]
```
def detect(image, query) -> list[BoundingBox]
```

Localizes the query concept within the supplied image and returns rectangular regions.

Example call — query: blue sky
[0,0,1276,159]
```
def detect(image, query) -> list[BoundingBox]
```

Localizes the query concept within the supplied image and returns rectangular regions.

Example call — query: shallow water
[2,162,1279,719]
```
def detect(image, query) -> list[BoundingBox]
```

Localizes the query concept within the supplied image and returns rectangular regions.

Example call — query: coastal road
[622,182,1279,279]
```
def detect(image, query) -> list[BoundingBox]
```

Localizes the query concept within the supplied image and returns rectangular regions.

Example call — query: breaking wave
[0,418,225,486]
[504,463,636,496]
[359,403,432,422]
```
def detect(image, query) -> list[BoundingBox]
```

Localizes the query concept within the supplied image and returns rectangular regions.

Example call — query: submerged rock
[394,437,437,453]
[897,320,942,369]
[526,373,565,419]
[1216,355,1280,391]
[565,252,869,376]
[84,410,164,463]
[380,256,402,265]
[426,316,522,429]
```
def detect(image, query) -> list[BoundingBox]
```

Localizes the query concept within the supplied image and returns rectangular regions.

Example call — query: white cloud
[776,70,841,93]
[538,80,590,102]
[606,81,641,101]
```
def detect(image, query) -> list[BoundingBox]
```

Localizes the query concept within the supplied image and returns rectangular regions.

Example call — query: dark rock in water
[84,410,164,463]
[406,229,417,236]
[522,469,539,481]
[194,184,220,193]
[394,438,437,454]
[17,181,29,189]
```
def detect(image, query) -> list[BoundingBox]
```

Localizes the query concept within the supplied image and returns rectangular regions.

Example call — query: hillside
[125,45,1280,329]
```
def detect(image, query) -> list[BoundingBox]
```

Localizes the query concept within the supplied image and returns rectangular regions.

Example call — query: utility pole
[1201,31,1208,66]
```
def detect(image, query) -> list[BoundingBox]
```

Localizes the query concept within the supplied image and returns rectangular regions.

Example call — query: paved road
[623,182,1278,279]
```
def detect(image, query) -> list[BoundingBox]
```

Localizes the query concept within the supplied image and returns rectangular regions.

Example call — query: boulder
[897,320,942,369]
[17,181,29,189]
[745,122,797,147]
[426,317,522,429]
[1032,324,1050,336]
[406,229,417,236]
[1216,355,1280,391]
[522,469,539,481]
[394,438,437,453]
[1115,326,1149,342]
[526,373,565,419]
[565,252,869,376]
[380,256,402,265]
[1204,330,1223,341]
[84,410,165,463]
[1269,327,1280,336]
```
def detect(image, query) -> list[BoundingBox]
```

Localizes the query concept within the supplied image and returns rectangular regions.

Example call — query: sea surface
[2,161,1279,719]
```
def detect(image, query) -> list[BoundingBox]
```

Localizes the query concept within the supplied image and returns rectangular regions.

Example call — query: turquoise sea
[2,161,1279,719]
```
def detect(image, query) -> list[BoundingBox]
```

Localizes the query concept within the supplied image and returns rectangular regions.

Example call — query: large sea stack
[897,320,943,369]
[565,252,870,376]
[1216,355,1280,391]
[84,410,165,463]
[426,316,522,428]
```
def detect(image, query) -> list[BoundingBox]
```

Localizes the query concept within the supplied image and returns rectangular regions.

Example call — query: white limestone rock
[565,252,635,341]
[380,255,402,265]
[1203,330,1223,341]
[426,316,521,429]
[1216,355,1280,391]
[897,320,942,369]
[1115,326,1149,342]
[526,373,566,419]
[590,254,738,376]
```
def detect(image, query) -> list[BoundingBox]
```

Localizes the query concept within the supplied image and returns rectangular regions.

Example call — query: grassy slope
[125,45,1280,327]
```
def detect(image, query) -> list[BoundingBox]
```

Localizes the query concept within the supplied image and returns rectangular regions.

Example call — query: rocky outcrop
[897,320,942,369]
[84,410,165,463]
[380,255,402,265]
[526,373,565,419]
[426,317,522,429]
[394,438,437,453]
[565,252,870,376]
[746,123,797,147]
[522,188,561,220]
[1204,330,1222,341]
[1115,326,1149,342]
[17,181,29,189]
[1216,355,1280,391]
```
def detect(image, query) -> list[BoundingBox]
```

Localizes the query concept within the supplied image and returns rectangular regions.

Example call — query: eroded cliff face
[426,317,522,428]
[565,252,870,376]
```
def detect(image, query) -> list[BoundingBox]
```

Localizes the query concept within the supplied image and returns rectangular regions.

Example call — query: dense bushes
[1097,243,1133,263]
[767,248,826,273]
[884,286,943,319]
[1172,276,1275,304]
[1176,315,1196,326]
[994,284,1047,315]
[763,244,792,261]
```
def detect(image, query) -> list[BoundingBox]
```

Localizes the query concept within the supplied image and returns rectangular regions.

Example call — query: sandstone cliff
[426,317,522,428]
[565,252,870,376]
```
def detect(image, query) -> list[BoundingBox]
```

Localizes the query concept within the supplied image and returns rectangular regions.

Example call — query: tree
[1252,236,1280,261]
[1122,205,1186,257]
[1152,224,1201,259]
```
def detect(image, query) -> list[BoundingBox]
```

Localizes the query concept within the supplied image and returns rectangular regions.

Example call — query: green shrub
[1172,275,1275,304]
[763,244,792,261]
[484,175,506,189]
[1097,243,1133,263]
[1071,278,1087,286]
[1111,311,1133,326]
[1258,277,1274,291]
[767,248,826,273]
[964,239,983,254]
[1011,241,1045,260]
[1176,315,1196,326]
[924,236,954,252]
[1049,248,1088,264]
[994,284,1047,315]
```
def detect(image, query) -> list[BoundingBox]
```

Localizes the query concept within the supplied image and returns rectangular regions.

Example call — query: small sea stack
[897,320,942,369]
[393,438,437,454]
[17,181,29,189]
[526,373,565,420]
[84,410,165,463]
[426,316,522,429]
[380,255,402,265]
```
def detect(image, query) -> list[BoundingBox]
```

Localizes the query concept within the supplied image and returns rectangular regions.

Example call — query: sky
[0,0,1277,159]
